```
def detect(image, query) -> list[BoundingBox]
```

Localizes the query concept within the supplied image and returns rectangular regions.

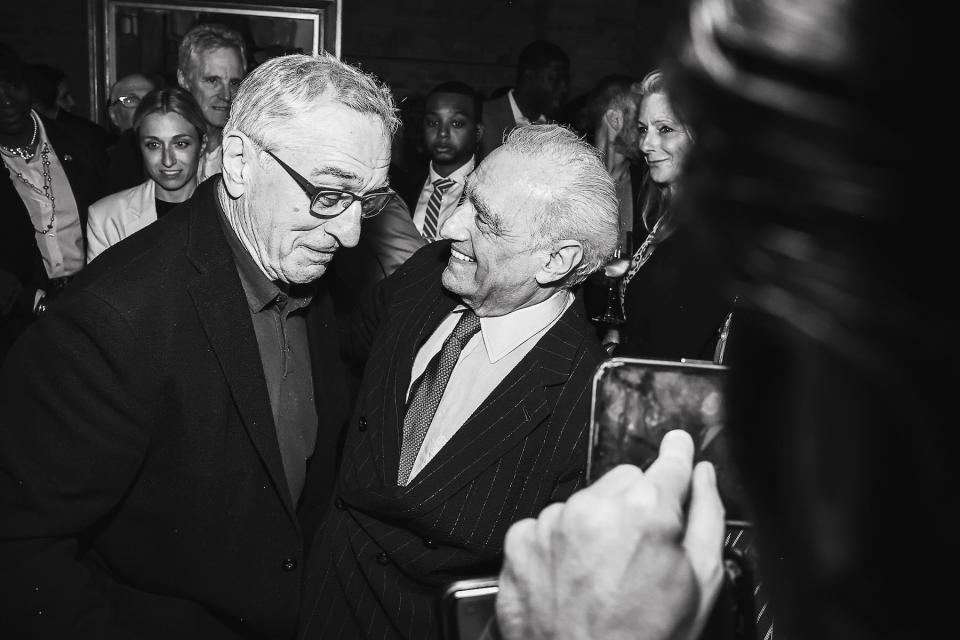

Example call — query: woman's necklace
[11,141,57,235]
[0,111,39,161]
[618,214,666,314]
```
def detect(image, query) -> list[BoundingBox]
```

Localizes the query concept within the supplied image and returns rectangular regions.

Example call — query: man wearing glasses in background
[104,72,156,193]
[0,53,397,640]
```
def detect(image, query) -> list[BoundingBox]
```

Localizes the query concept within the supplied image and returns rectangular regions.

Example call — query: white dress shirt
[412,157,474,238]
[507,89,549,126]
[2,112,84,278]
[406,290,574,480]
[197,145,222,184]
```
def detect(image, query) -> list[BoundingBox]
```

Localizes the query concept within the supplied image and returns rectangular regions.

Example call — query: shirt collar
[507,89,548,126]
[456,289,573,363]
[428,156,475,185]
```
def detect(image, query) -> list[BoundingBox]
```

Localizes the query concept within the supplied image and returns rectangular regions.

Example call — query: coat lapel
[400,305,585,512]
[380,286,459,486]
[184,181,296,520]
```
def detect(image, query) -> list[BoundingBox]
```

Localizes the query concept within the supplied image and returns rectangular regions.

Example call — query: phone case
[440,577,499,640]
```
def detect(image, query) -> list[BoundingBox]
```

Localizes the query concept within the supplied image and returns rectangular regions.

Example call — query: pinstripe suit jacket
[300,240,607,640]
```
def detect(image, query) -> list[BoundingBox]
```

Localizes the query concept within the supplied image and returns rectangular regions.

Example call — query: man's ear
[219,130,252,199]
[107,107,120,128]
[603,108,623,134]
[475,122,485,143]
[536,241,583,286]
[176,69,188,90]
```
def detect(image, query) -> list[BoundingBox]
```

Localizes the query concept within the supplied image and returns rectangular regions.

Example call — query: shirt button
[334,497,345,510]
[375,552,389,565]
[281,558,297,572]
[422,537,437,549]
[358,416,368,432]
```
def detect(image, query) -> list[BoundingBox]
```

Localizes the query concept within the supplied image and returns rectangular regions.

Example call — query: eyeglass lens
[311,191,392,218]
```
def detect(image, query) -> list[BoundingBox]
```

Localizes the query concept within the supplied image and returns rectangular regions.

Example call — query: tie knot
[450,309,481,346]
[433,178,455,193]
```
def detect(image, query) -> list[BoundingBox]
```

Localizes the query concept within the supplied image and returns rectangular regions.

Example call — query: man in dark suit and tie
[0,53,398,639]
[300,123,619,639]
[399,81,484,243]
[479,41,570,160]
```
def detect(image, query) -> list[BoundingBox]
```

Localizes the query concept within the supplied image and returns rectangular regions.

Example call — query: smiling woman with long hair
[612,68,734,361]
[86,87,207,262]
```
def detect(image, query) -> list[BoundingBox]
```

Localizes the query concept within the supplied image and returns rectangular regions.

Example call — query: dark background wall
[1,0,683,123]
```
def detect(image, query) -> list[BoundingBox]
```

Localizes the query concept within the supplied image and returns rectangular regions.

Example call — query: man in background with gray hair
[177,22,247,183]
[0,53,397,640]
[300,123,619,639]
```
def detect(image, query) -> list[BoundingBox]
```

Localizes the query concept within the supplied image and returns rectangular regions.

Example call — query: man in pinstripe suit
[300,124,619,639]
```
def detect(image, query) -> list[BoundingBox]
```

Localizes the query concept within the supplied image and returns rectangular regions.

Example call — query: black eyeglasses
[107,95,142,108]
[261,147,395,220]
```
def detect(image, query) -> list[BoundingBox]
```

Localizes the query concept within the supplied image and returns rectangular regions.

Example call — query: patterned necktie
[397,310,482,485]
[422,178,455,241]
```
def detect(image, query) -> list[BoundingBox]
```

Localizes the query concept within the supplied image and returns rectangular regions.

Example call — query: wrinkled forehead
[187,45,244,74]
[269,103,392,183]
[470,149,553,217]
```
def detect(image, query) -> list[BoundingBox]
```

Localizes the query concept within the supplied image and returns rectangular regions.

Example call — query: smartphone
[586,356,751,522]
[440,577,499,640]
[587,357,767,640]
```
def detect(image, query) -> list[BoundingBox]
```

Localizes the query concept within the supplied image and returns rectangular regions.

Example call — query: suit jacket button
[281,558,297,572]
[375,552,389,565]
[358,416,368,432]
[334,497,345,510]
[422,537,437,549]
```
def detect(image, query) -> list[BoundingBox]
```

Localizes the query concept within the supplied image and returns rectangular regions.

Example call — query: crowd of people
[1,0,941,639]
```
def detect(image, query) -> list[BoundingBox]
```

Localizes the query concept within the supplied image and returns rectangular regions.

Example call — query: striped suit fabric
[299,240,608,640]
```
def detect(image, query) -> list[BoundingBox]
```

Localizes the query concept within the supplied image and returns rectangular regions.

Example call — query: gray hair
[178,23,247,77]
[501,124,618,286]
[224,53,399,150]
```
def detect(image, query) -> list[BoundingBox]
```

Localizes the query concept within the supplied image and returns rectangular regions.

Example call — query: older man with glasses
[0,53,397,640]
[106,73,156,134]
[104,72,157,192]
[300,124,620,640]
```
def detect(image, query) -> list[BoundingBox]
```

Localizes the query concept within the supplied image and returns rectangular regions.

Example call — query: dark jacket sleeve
[0,289,153,639]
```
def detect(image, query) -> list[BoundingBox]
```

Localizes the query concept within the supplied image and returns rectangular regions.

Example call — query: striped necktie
[422,177,455,241]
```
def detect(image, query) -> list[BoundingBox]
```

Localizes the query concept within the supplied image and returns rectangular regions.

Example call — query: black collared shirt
[218,209,317,506]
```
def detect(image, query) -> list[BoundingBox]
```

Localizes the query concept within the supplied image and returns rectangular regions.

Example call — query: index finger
[643,429,695,506]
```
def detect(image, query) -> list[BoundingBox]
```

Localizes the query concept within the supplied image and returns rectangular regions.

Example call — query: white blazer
[86,180,158,263]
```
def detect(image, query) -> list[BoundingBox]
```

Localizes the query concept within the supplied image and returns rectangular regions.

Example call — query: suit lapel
[401,306,585,512]
[184,181,296,519]
[380,286,459,486]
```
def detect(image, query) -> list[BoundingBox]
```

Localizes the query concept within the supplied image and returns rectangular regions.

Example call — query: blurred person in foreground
[0,53,396,639]
[87,87,208,262]
[493,0,943,638]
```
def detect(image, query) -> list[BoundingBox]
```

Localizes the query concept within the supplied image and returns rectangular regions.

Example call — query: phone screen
[587,357,751,522]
